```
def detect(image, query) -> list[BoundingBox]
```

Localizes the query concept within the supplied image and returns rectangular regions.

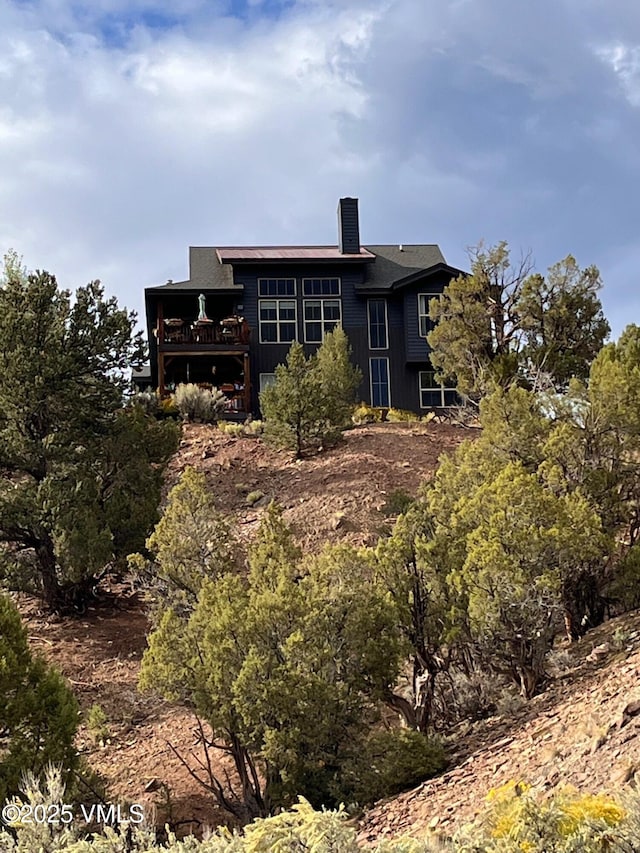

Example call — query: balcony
[157,316,250,348]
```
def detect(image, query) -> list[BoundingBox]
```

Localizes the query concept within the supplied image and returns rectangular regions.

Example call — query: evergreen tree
[260,342,325,458]
[260,330,361,458]
[140,506,402,821]
[0,256,179,611]
[314,327,362,435]
[129,467,237,618]
[428,242,609,402]
[0,594,78,803]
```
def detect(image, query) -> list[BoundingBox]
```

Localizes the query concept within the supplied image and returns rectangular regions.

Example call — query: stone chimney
[337,197,360,254]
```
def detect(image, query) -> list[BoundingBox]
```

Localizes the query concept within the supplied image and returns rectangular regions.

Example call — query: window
[259,300,297,343]
[418,293,440,338]
[259,373,277,392]
[419,369,458,408]
[304,299,341,343]
[368,299,388,350]
[370,358,390,407]
[258,278,296,297]
[302,278,341,297]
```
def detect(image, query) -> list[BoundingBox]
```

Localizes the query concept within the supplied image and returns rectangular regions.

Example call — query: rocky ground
[18,422,469,836]
[16,421,640,846]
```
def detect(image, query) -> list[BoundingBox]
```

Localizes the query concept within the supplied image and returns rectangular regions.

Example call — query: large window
[368,299,388,350]
[419,369,457,408]
[258,278,296,297]
[304,299,341,343]
[370,358,390,407]
[302,278,340,296]
[418,293,440,338]
[259,300,297,343]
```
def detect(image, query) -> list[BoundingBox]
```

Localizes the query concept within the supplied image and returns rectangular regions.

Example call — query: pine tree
[260,330,361,458]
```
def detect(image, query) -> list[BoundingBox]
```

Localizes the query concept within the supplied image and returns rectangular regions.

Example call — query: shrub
[455,782,629,853]
[352,404,383,425]
[382,489,415,517]
[0,595,79,803]
[86,704,110,745]
[4,771,640,853]
[387,408,420,423]
[129,390,160,415]
[344,728,446,806]
[246,490,265,506]
[159,395,179,417]
[174,383,227,423]
[219,421,244,437]
[218,420,263,438]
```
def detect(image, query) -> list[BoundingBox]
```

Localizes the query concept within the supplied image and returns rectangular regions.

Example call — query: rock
[144,778,162,793]
[331,511,347,530]
[621,699,640,728]
[587,642,611,662]
[590,733,607,753]
[611,762,637,786]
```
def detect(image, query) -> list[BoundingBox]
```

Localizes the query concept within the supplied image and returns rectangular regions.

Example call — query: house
[141,198,465,417]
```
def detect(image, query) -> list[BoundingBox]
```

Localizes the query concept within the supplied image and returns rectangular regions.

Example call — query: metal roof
[144,243,463,295]
[216,246,375,262]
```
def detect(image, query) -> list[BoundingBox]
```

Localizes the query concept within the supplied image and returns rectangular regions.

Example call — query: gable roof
[361,245,464,291]
[144,243,464,295]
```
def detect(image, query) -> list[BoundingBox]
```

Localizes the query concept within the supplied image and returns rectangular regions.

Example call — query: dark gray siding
[338,198,360,254]
[401,272,451,363]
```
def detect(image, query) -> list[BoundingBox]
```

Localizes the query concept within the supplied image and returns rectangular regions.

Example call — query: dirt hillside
[17,421,640,846]
[358,610,640,845]
[18,422,468,835]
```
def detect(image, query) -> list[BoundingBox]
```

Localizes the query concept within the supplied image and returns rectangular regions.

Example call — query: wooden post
[244,352,251,415]
[159,352,165,397]
[156,301,164,395]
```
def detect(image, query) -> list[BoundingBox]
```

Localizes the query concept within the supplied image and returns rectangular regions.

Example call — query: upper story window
[368,298,388,350]
[304,300,341,343]
[418,293,440,338]
[302,278,340,297]
[259,300,297,343]
[258,278,296,297]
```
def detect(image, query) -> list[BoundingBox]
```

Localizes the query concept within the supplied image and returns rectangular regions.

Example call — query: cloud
[0,0,639,336]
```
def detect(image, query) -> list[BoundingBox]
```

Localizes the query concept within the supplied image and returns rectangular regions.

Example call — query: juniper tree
[0,594,78,803]
[140,505,403,821]
[428,242,609,401]
[0,255,179,611]
[129,467,238,619]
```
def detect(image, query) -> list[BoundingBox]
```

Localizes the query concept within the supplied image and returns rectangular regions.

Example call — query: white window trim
[258,277,297,298]
[418,292,440,339]
[258,299,298,344]
[370,357,391,408]
[367,298,388,351]
[301,277,341,297]
[302,298,342,344]
[418,370,458,408]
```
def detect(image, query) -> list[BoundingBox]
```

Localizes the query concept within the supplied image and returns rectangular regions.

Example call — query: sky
[1,0,639,338]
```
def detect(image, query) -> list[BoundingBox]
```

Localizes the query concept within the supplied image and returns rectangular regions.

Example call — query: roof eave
[389,263,467,291]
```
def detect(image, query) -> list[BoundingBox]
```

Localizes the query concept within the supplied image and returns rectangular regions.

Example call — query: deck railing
[158,318,250,346]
